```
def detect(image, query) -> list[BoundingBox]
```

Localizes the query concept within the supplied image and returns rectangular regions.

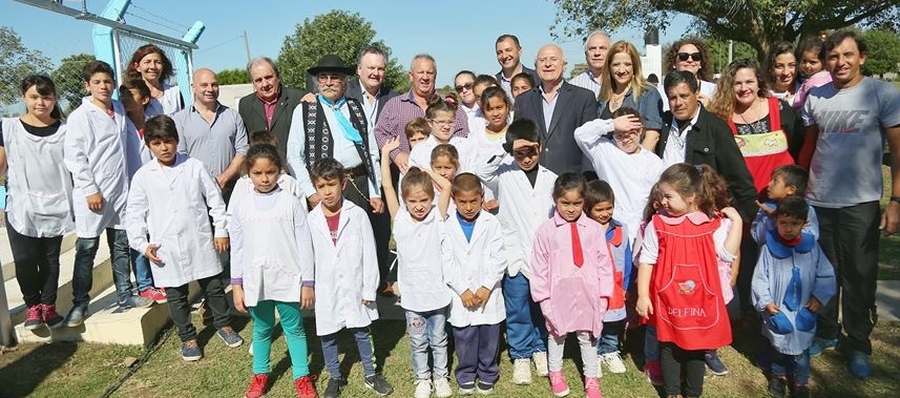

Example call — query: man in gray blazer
[345,45,398,133]
[238,57,308,157]
[514,44,598,175]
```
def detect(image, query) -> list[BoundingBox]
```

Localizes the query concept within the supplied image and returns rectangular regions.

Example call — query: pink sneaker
[644,359,663,386]
[548,371,570,397]
[584,377,602,398]
[41,303,65,329]
[23,304,44,330]
[140,287,168,304]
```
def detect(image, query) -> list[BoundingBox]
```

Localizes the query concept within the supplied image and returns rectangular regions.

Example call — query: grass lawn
[879,166,900,279]
[2,315,899,398]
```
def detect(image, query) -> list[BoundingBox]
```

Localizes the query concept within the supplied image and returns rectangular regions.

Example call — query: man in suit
[238,57,307,158]
[655,70,757,221]
[514,44,598,175]
[495,34,539,100]
[345,45,398,133]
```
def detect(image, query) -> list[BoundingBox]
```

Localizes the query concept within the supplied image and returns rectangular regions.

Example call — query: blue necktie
[783,266,802,311]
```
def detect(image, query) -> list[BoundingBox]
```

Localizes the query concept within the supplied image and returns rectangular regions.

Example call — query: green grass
[880,166,900,279]
[3,315,900,398]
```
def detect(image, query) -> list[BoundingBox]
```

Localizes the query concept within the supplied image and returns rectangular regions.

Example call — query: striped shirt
[374,91,469,162]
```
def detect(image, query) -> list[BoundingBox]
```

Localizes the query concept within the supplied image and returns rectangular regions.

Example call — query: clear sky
[1,0,691,87]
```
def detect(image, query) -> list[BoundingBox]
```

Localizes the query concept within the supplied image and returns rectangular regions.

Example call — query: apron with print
[730,97,795,194]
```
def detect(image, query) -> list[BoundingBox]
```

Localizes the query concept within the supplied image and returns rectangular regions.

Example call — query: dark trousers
[7,223,63,307]
[453,323,501,387]
[72,228,132,306]
[660,342,706,397]
[343,172,394,284]
[814,202,880,354]
[164,274,230,342]
[502,273,547,359]
[320,327,377,380]
[736,236,760,314]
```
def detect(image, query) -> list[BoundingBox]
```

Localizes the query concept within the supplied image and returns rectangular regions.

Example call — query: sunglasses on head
[455,82,474,93]
[677,52,702,62]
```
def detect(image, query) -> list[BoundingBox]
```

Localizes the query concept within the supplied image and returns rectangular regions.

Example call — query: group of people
[2,27,899,398]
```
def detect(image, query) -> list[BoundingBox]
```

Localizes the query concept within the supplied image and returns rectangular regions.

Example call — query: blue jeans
[502,273,547,359]
[320,327,377,380]
[250,300,310,379]
[769,346,811,385]
[598,320,624,355]
[645,324,660,362]
[72,228,133,307]
[130,249,154,291]
[406,308,449,380]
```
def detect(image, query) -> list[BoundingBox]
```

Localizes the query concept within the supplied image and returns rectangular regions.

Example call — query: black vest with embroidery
[302,97,376,190]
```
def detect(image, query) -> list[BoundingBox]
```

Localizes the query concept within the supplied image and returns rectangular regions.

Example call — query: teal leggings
[249,300,309,379]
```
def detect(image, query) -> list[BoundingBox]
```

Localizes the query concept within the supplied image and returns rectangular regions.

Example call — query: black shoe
[323,378,346,398]
[364,374,394,396]
[767,376,786,398]
[791,384,810,398]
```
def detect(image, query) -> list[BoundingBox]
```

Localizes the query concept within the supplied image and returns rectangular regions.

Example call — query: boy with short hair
[751,165,820,244]
[752,196,836,398]
[405,117,430,150]
[476,118,554,384]
[584,180,632,375]
[64,60,153,326]
[124,114,243,361]
[306,158,393,398]
[445,173,507,395]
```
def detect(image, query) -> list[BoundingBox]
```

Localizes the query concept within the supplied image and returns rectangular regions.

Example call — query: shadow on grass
[0,341,77,398]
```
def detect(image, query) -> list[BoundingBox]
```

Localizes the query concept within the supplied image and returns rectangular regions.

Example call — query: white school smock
[2,118,74,237]
[408,135,475,173]
[123,154,227,287]
[394,207,452,312]
[308,200,380,336]
[477,151,556,279]
[145,84,184,117]
[229,186,313,307]
[228,173,306,225]
[445,211,507,327]
[64,98,143,237]
[467,121,507,203]
[574,118,664,242]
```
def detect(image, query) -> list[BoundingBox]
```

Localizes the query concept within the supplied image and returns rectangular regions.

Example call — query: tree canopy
[550,0,900,66]
[51,53,93,113]
[276,10,406,93]
[217,68,251,85]
[862,29,900,77]
[0,26,53,109]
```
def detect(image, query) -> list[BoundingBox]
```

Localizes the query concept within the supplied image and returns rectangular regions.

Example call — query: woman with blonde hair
[598,41,664,151]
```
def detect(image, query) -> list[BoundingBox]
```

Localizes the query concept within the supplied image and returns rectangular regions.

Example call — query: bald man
[172,68,249,201]
[514,44,598,174]
[570,31,611,97]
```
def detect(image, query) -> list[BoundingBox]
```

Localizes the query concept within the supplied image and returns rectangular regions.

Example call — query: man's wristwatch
[891,196,900,205]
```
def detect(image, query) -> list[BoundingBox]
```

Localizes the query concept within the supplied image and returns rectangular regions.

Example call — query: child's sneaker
[767,376,786,398]
[139,287,168,304]
[548,371,570,397]
[364,374,393,396]
[475,381,493,395]
[809,337,838,357]
[217,326,244,348]
[644,359,663,386]
[584,376,602,398]
[244,373,268,398]
[294,375,318,398]
[23,304,44,330]
[433,377,452,398]
[600,352,627,374]
[849,350,872,379]
[458,382,476,396]
[323,378,346,398]
[65,305,88,327]
[414,379,432,398]
[704,350,728,375]
[181,339,203,361]
[791,383,810,398]
[118,295,154,310]
[532,351,549,377]
[512,358,533,384]
[41,304,65,329]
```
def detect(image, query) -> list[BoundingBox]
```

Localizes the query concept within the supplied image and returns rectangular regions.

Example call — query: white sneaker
[601,352,627,374]
[512,358,533,385]
[248,339,253,356]
[433,377,452,398]
[414,379,433,398]
[532,351,549,377]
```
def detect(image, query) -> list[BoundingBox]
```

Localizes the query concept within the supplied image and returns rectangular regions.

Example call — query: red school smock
[729,96,795,195]
[650,212,732,350]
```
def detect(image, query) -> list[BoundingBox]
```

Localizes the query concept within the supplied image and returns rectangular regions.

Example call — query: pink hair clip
[444,96,457,105]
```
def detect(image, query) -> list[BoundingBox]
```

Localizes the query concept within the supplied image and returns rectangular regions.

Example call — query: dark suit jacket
[238,86,308,157]
[495,65,539,84]
[656,106,759,221]
[514,81,598,174]
[345,79,398,123]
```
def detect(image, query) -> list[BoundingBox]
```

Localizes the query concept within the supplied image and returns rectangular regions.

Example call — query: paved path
[876,280,900,321]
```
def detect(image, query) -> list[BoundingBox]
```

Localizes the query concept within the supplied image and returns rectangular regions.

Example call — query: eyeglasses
[677,52,702,62]
[455,82,474,93]
[429,119,454,126]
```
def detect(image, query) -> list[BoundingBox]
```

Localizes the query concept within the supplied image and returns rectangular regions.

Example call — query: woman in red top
[708,59,804,196]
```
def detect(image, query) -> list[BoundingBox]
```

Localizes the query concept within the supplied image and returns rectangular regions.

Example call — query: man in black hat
[285,54,393,291]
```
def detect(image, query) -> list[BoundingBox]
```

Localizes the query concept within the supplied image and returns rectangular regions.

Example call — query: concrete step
[5,231,113,326]
[1,230,78,282]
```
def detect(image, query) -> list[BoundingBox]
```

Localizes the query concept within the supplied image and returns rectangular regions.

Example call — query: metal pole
[0,265,13,347]
[243,31,251,63]
[728,40,734,64]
